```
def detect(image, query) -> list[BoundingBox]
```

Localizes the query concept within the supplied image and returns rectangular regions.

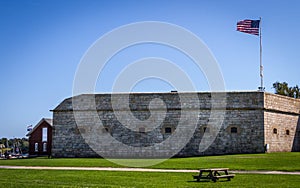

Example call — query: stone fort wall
[264,93,300,152]
[51,92,299,158]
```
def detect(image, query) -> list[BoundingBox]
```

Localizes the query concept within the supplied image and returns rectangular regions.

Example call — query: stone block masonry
[51,92,300,158]
[264,93,300,152]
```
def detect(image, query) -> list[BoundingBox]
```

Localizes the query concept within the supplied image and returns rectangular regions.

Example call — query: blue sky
[1,0,299,138]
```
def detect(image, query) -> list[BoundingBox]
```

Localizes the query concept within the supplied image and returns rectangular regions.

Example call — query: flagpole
[259,17,264,91]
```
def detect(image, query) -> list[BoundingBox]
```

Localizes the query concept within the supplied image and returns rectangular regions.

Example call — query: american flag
[237,19,260,36]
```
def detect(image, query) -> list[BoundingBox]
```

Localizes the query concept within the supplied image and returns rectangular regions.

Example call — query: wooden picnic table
[193,168,235,182]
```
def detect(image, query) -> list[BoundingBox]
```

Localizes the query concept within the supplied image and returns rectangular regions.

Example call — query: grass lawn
[0,169,299,188]
[154,152,300,171]
[0,152,299,171]
[0,153,299,187]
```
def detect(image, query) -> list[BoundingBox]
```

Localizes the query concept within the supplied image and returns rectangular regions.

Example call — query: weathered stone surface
[51,92,300,158]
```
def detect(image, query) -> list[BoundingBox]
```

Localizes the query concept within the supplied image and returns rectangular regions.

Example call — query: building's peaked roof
[43,118,53,125]
[26,118,53,136]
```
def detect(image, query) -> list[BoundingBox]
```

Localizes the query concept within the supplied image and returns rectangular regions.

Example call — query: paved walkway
[0,165,300,175]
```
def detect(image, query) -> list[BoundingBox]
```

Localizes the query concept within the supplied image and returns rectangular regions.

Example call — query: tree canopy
[0,137,29,154]
[272,81,299,98]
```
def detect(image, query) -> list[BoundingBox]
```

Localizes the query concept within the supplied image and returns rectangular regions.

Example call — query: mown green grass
[0,169,299,188]
[0,153,299,187]
[0,152,300,171]
[154,152,300,171]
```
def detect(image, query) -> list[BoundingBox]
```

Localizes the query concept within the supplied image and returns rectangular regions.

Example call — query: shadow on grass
[186,179,233,184]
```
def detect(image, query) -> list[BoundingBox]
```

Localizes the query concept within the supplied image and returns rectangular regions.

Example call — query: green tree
[0,137,29,154]
[292,85,299,98]
[273,82,299,98]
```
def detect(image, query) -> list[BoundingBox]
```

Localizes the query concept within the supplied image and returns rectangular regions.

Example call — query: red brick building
[26,118,53,156]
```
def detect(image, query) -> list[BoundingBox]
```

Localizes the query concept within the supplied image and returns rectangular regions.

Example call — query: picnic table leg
[224,170,231,181]
[197,171,203,182]
[214,171,221,176]
[209,171,217,182]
